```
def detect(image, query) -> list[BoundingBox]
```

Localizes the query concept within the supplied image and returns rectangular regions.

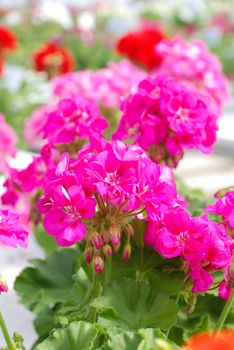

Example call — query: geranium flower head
[41,96,108,148]
[145,206,232,293]
[0,113,17,172]
[0,26,17,52]
[155,37,229,112]
[113,75,218,167]
[116,25,166,70]
[0,209,28,248]
[32,42,74,78]
[38,138,182,272]
[52,60,145,109]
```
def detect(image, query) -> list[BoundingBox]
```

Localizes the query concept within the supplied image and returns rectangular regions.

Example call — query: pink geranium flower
[0,113,17,172]
[0,209,28,248]
[113,75,218,167]
[154,37,229,113]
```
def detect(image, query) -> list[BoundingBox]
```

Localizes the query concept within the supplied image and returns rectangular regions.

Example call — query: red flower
[32,42,74,78]
[116,27,166,70]
[0,26,17,52]
[183,330,234,350]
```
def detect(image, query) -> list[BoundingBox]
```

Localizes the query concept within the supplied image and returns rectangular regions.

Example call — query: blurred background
[0,0,234,347]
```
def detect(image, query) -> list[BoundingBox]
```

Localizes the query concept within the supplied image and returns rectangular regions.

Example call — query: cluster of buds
[148,143,183,168]
[84,194,136,273]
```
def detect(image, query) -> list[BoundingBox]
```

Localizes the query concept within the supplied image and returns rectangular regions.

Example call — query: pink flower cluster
[52,60,146,109]
[0,209,28,249]
[1,156,47,231]
[145,206,232,293]
[24,104,55,150]
[41,97,108,146]
[206,189,234,299]
[38,137,182,271]
[155,37,229,113]
[206,190,234,233]
[113,75,218,167]
[0,113,17,172]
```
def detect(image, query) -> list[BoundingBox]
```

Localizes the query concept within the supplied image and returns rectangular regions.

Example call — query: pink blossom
[146,206,232,293]
[154,37,229,113]
[52,60,146,109]
[24,104,55,150]
[1,156,47,230]
[0,209,28,248]
[206,190,234,231]
[0,113,17,171]
[38,138,182,256]
[42,96,108,145]
[113,75,218,167]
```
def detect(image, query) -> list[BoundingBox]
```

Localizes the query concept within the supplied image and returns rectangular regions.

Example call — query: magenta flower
[154,37,229,113]
[38,138,183,271]
[24,104,55,150]
[146,206,232,293]
[52,60,146,109]
[0,209,28,248]
[0,113,17,172]
[113,75,218,167]
[206,190,234,231]
[42,96,108,145]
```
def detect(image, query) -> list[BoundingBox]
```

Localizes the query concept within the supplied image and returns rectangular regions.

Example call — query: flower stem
[216,289,234,331]
[0,310,14,350]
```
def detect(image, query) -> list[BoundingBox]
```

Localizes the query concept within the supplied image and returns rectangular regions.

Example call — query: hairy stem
[216,289,234,331]
[0,310,14,350]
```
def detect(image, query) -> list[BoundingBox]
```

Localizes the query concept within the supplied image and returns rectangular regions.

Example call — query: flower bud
[85,246,93,264]
[109,223,121,246]
[93,255,104,273]
[125,223,134,238]
[0,276,8,293]
[90,231,102,249]
[102,244,112,259]
[122,242,131,261]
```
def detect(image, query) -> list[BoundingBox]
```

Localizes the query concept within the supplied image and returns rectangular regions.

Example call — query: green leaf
[14,249,78,311]
[148,270,184,295]
[34,224,58,254]
[92,278,178,330]
[34,321,98,350]
[105,329,141,350]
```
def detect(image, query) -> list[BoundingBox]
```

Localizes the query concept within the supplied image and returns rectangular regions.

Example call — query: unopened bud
[215,186,234,199]
[93,255,104,273]
[122,242,131,261]
[85,246,93,264]
[125,223,134,238]
[90,231,102,249]
[102,244,112,259]
[0,276,8,293]
[109,223,121,246]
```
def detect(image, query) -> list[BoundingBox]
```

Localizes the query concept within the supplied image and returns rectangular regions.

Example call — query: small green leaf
[34,321,98,350]
[14,249,78,311]
[92,278,178,330]
[148,270,184,295]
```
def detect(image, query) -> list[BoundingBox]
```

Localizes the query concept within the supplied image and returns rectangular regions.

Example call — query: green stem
[216,288,234,331]
[104,256,112,287]
[0,310,14,350]
[89,273,101,323]
[166,294,180,338]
